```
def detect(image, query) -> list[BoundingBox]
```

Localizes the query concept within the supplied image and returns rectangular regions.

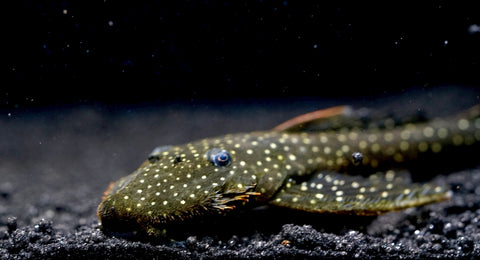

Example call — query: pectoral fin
[268,170,451,216]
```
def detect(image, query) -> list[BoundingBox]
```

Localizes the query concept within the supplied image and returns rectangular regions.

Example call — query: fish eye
[351,152,364,165]
[205,148,232,167]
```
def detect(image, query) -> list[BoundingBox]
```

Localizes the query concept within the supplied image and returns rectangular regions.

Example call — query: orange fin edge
[273,105,351,132]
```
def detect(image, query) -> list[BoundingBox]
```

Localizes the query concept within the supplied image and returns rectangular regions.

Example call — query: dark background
[2,1,480,257]
[4,0,480,108]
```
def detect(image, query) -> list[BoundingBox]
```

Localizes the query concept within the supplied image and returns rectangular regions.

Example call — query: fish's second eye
[206,148,232,167]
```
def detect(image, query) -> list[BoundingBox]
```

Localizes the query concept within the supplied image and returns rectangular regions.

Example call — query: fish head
[97,144,258,236]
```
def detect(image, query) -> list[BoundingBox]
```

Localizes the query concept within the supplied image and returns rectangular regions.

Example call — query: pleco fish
[97,105,480,237]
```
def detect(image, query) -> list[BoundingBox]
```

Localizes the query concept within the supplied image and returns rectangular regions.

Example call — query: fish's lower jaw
[98,210,162,239]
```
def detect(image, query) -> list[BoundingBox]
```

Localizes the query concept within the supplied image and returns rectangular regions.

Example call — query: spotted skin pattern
[97,105,480,236]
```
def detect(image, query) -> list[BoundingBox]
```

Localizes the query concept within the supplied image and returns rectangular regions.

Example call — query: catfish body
[97,105,480,237]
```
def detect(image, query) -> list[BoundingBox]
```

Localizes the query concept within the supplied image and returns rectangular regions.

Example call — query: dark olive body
[98,105,480,237]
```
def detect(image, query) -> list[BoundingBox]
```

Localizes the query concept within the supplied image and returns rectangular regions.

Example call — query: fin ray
[268,170,450,216]
[273,106,353,132]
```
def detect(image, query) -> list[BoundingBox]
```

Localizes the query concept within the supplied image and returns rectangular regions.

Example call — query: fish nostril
[173,155,182,164]
[148,155,160,163]
[147,145,173,163]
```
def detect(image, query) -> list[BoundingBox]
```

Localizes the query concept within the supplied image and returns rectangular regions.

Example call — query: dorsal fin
[273,104,440,133]
[273,105,353,132]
